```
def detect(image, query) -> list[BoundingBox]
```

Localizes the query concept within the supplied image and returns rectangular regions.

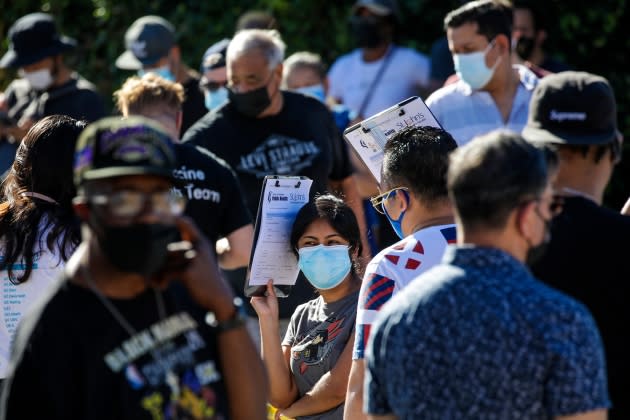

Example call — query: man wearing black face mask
[182,29,368,349]
[328,0,432,251]
[511,0,571,76]
[328,0,431,123]
[0,116,267,419]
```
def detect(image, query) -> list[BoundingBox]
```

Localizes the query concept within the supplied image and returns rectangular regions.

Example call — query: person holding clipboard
[251,194,361,420]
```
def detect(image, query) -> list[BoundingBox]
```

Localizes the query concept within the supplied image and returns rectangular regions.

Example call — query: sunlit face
[447,22,492,55]
[284,66,321,90]
[227,49,279,94]
[297,218,350,250]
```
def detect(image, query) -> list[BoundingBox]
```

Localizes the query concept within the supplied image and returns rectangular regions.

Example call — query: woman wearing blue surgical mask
[251,194,361,420]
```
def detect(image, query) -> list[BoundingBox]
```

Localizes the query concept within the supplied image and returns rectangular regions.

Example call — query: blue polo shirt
[366,245,610,419]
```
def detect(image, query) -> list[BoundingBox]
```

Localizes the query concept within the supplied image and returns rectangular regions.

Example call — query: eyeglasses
[87,189,187,219]
[200,79,226,92]
[370,187,409,215]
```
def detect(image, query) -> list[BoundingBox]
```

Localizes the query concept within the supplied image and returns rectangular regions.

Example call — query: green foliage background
[1,0,629,207]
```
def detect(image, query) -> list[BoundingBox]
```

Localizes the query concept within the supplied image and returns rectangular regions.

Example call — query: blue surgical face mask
[138,64,175,82]
[383,189,408,240]
[298,244,351,290]
[453,40,500,90]
[295,84,326,103]
[204,86,229,110]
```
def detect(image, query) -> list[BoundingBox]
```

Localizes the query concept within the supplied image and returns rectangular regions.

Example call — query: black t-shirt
[173,143,252,245]
[181,76,207,135]
[182,92,353,319]
[531,196,630,420]
[1,278,229,419]
[4,73,106,124]
[182,91,353,217]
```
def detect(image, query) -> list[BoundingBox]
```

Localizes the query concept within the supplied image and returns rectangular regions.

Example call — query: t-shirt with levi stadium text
[181,91,353,218]
[0,276,229,420]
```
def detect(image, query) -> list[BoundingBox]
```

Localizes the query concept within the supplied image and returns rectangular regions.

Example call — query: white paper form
[343,96,442,184]
[248,177,313,286]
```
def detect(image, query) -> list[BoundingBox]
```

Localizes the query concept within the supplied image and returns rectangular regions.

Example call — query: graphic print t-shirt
[0,221,75,378]
[3,279,228,420]
[283,290,359,419]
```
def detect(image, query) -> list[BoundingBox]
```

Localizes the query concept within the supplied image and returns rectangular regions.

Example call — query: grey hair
[227,29,286,69]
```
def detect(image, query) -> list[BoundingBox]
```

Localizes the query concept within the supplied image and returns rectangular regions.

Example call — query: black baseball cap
[74,116,177,187]
[200,38,230,73]
[0,13,76,69]
[116,15,175,70]
[522,71,617,146]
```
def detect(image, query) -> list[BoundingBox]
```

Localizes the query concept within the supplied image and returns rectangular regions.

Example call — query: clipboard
[244,175,313,298]
[343,96,442,184]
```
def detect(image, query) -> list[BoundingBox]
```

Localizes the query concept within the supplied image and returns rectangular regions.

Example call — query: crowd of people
[0,0,627,419]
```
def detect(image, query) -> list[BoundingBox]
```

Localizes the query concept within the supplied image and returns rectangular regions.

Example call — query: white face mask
[20,68,54,91]
[453,40,501,90]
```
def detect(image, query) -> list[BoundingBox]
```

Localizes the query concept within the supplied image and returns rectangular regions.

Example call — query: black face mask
[525,216,552,267]
[350,16,384,48]
[228,84,271,118]
[515,36,536,61]
[94,222,181,277]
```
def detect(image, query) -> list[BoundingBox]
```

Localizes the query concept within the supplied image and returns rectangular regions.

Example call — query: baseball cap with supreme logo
[74,116,176,187]
[522,71,617,146]
[115,15,175,70]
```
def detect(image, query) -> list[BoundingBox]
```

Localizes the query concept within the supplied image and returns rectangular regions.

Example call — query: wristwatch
[205,297,246,333]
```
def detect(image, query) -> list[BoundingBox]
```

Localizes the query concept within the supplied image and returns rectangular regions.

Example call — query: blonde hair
[114,73,185,115]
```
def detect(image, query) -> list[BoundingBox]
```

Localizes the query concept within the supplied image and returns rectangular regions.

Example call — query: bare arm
[250,281,299,408]
[216,223,254,269]
[278,329,355,419]
[173,216,268,419]
[555,409,607,420]
[344,358,367,420]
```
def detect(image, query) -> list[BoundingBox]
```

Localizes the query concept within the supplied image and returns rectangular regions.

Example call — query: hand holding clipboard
[244,176,313,298]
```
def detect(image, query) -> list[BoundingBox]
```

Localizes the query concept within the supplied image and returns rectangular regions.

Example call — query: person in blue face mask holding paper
[116,16,206,134]
[426,0,539,146]
[251,194,362,420]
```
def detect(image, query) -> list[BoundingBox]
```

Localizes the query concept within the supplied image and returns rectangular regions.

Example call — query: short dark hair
[382,126,458,207]
[444,0,513,46]
[448,130,557,231]
[290,194,362,272]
